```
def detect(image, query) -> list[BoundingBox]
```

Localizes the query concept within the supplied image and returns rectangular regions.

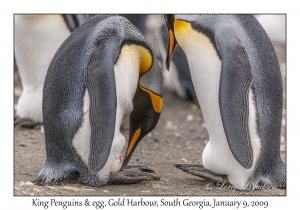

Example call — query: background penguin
[35,15,162,186]
[255,14,286,45]
[143,15,198,104]
[14,14,91,128]
[165,14,285,190]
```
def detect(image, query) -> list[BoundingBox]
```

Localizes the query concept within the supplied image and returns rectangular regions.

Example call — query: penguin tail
[249,160,286,190]
[270,161,286,188]
[34,166,79,186]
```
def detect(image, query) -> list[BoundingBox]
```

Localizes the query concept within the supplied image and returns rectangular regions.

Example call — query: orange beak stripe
[168,29,178,57]
[126,128,141,156]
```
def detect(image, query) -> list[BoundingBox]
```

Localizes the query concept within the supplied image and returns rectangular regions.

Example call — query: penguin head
[165,14,201,69]
[165,14,178,70]
[121,53,163,170]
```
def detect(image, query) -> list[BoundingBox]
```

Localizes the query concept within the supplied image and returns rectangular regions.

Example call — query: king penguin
[165,14,285,190]
[34,15,163,186]
[14,14,90,128]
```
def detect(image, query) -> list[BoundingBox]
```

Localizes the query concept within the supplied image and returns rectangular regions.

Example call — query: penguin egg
[110,153,123,172]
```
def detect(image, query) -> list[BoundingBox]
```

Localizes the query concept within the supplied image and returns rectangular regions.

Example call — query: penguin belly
[175,26,261,189]
[72,45,139,182]
[14,15,70,122]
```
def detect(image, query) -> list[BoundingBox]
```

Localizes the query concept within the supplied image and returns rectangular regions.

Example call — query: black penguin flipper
[219,41,254,169]
[85,42,118,174]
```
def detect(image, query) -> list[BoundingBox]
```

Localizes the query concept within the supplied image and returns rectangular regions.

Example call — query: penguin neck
[119,44,152,78]
[175,22,222,136]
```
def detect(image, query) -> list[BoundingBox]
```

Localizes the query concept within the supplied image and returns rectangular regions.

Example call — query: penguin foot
[124,164,155,173]
[14,117,41,129]
[108,166,160,185]
[175,164,228,184]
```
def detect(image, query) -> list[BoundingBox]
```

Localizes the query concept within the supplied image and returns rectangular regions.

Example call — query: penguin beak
[166,29,178,70]
[165,15,178,70]
[120,85,162,171]
[121,128,142,170]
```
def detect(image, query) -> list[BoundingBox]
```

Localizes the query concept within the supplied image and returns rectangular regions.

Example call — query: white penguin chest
[174,25,222,134]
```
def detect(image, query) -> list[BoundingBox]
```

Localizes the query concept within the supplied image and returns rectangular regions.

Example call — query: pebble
[181,158,188,162]
[186,115,194,121]
[24,181,34,187]
[47,186,56,190]
[59,186,80,192]
[16,181,35,190]
[174,133,182,137]
[164,121,178,130]
[33,188,41,192]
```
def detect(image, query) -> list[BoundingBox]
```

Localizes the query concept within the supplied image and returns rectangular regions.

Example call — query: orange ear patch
[140,85,163,113]
[118,44,152,77]
[137,46,152,78]
[174,19,191,33]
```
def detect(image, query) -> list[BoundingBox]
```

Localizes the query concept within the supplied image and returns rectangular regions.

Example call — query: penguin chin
[110,153,123,172]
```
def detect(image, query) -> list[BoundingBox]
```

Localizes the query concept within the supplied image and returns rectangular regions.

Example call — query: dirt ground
[14,42,286,196]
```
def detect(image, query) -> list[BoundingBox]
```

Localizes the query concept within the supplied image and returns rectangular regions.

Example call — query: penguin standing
[35,15,162,186]
[14,14,90,128]
[165,14,285,190]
